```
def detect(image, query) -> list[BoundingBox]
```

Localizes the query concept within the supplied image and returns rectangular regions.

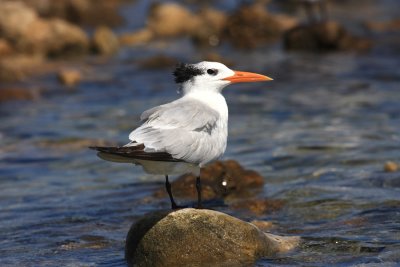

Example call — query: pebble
[57,69,81,86]
[384,161,398,172]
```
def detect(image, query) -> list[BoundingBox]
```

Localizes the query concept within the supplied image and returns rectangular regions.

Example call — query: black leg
[165,175,179,209]
[196,176,203,209]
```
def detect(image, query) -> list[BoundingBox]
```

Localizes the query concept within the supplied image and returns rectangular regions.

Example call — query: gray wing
[138,98,218,132]
[128,98,222,164]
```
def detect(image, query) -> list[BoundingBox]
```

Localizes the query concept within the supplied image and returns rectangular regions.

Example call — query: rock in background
[91,26,119,55]
[284,21,372,52]
[225,2,298,49]
[0,1,91,82]
[19,0,125,27]
[0,1,89,57]
[119,2,298,49]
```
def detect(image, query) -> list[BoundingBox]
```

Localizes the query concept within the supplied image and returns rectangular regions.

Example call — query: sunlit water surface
[1,1,400,266]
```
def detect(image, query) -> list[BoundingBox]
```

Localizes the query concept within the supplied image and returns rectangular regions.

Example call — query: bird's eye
[207,69,218,75]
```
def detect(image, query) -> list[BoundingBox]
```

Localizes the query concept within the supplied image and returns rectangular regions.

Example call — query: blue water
[1,0,400,266]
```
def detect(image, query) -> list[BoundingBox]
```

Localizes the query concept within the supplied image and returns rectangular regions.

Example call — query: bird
[90,61,272,209]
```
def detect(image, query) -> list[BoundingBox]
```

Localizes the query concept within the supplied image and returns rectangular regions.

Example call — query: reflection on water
[1,0,400,266]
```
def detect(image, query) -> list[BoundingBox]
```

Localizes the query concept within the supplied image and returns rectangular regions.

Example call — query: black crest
[173,63,204,83]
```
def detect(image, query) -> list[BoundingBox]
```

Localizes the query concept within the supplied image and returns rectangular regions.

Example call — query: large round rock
[125,208,299,267]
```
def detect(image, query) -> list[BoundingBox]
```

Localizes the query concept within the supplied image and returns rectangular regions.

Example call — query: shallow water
[1,1,400,266]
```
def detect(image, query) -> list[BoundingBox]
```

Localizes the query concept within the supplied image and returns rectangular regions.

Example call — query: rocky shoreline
[0,0,383,88]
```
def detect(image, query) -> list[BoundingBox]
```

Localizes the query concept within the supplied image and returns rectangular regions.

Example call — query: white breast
[186,91,228,166]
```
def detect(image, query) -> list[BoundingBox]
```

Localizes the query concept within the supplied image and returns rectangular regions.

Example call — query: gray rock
[125,208,300,267]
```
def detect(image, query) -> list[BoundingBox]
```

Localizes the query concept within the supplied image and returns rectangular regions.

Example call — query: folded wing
[128,98,221,164]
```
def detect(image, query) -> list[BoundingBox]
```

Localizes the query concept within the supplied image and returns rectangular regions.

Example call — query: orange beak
[223,71,273,83]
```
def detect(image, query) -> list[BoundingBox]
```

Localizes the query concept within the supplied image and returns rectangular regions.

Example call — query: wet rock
[119,2,295,49]
[60,235,109,250]
[121,4,228,48]
[34,19,89,57]
[21,0,124,27]
[0,2,89,57]
[198,8,228,34]
[0,39,13,57]
[57,69,82,86]
[92,26,119,55]
[65,0,124,27]
[284,21,371,52]
[0,55,44,82]
[384,161,398,172]
[119,29,154,46]
[191,8,228,47]
[231,198,285,216]
[154,160,264,201]
[0,87,41,103]
[273,13,299,32]
[0,2,37,40]
[125,208,300,267]
[147,3,201,38]
[364,19,400,32]
[225,2,298,49]
[340,217,367,228]
[137,55,178,70]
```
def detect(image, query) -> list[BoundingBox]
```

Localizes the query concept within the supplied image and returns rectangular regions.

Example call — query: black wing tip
[89,146,119,152]
[90,145,183,162]
[89,146,106,150]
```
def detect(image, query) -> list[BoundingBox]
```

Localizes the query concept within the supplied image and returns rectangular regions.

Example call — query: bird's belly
[97,152,200,176]
[135,159,200,176]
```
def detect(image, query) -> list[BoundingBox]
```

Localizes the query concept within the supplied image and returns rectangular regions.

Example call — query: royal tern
[90,61,272,209]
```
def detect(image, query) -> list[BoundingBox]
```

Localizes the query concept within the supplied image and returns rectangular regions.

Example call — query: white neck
[181,79,231,95]
[184,90,228,120]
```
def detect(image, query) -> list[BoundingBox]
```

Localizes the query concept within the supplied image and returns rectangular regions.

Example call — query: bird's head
[173,61,272,94]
